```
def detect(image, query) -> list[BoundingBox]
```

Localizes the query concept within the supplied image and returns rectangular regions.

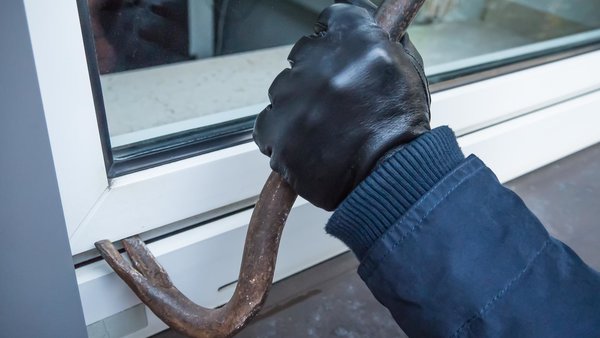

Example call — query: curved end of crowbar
[93,1,426,336]
[95,172,296,338]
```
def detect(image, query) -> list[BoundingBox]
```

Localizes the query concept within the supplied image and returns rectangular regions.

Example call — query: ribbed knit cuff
[326,126,465,259]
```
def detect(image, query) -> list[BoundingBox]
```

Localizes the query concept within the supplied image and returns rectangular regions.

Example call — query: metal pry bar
[376,0,426,41]
[95,172,296,338]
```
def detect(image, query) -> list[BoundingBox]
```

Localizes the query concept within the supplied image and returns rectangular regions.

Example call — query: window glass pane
[83,0,600,170]
[408,0,600,77]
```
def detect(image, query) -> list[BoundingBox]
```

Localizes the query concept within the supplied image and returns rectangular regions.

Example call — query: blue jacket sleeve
[326,127,600,337]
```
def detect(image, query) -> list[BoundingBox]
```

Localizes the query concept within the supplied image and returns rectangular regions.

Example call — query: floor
[155,142,600,337]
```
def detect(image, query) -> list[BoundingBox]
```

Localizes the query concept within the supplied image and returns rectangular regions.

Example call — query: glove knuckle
[319,3,373,32]
[288,36,316,63]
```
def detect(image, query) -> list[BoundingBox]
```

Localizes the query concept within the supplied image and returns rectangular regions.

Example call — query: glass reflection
[85,0,600,148]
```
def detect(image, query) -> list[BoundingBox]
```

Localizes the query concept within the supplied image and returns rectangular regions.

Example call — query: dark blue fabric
[327,127,464,258]
[327,133,600,337]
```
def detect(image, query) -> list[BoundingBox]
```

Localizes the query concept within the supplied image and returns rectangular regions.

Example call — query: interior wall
[0,1,87,337]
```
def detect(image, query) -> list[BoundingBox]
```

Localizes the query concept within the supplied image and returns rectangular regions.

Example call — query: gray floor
[505,143,600,271]
[155,142,600,337]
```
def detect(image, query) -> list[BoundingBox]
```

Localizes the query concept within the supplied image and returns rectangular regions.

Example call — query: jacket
[326,126,600,337]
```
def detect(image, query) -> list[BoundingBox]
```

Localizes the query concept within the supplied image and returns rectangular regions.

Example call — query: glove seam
[405,51,432,109]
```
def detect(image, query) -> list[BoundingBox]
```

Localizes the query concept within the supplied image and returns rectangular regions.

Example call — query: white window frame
[23,0,600,336]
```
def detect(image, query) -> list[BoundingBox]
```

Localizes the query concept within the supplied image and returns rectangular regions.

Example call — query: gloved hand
[253,1,431,211]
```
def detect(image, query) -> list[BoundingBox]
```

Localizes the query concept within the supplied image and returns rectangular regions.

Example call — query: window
[80,0,600,176]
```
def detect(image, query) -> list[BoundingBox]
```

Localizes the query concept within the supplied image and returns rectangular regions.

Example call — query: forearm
[327,127,600,337]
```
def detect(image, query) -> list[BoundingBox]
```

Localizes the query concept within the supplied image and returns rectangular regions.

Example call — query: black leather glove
[253,2,431,211]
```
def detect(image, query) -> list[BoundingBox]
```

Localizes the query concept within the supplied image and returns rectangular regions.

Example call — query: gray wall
[0,1,87,337]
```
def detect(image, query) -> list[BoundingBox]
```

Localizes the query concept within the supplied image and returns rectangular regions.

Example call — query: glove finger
[267,68,292,104]
[399,34,427,91]
[288,35,317,66]
[255,111,293,191]
[400,33,424,68]
[253,105,276,157]
[398,34,431,114]
[316,3,373,34]
[334,0,377,15]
